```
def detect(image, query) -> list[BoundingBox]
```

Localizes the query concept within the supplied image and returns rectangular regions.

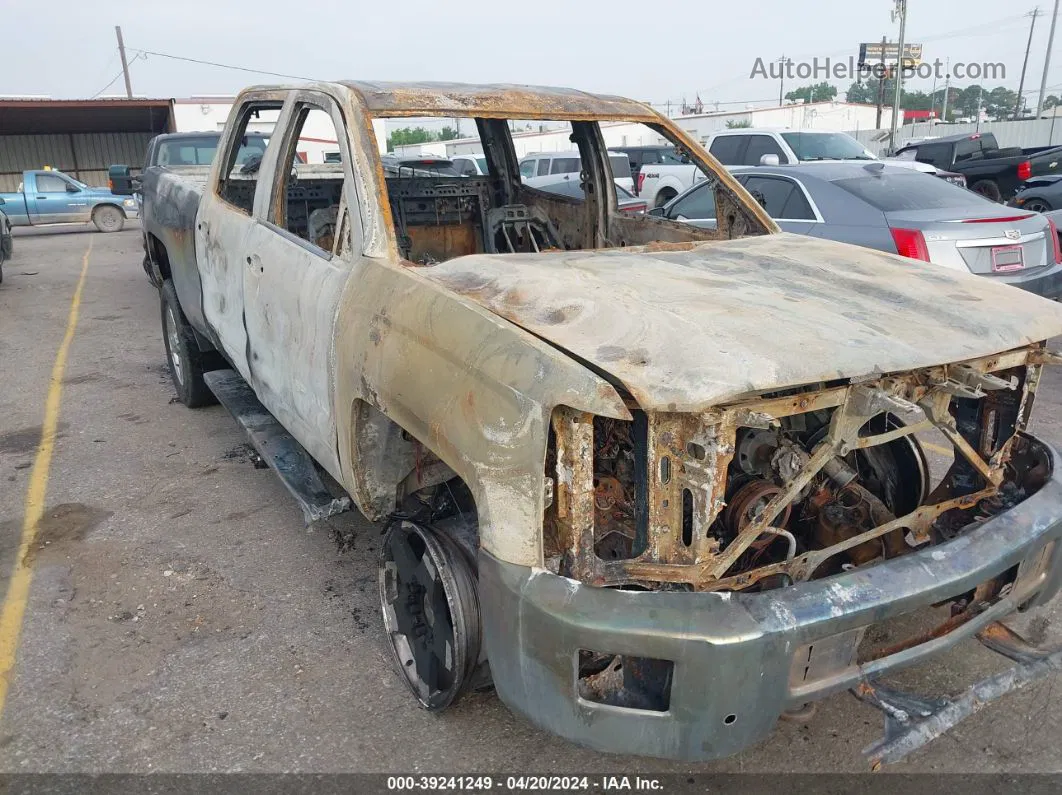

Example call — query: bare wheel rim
[1025,200,1051,213]
[379,520,480,710]
[165,306,185,387]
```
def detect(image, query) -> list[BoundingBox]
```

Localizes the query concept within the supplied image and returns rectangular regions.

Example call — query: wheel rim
[99,209,121,231]
[379,520,480,710]
[1026,200,1051,213]
[165,306,185,387]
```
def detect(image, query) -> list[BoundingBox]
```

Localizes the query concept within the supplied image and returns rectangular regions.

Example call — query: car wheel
[655,188,677,208]
[160,280,220,408]
[1024,198,1053,213]
[971,180,1002,203]
[92,205,125,233]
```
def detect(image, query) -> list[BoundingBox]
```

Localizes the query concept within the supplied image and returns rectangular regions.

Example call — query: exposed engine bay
[543,346,1057,594]
[587,411,929,584]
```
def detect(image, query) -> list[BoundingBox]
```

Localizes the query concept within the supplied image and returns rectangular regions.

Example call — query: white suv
[518,151,634,192]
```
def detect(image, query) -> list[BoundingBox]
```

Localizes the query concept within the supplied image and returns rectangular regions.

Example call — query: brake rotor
[379,520,481,710]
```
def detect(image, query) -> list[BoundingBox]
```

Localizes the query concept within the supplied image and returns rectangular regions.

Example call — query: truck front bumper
[479,434,1062,763]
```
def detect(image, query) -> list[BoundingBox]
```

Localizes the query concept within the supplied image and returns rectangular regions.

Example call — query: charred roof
[337,81,659,121]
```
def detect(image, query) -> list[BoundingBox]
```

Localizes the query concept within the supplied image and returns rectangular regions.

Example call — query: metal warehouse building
[0,98,174,192]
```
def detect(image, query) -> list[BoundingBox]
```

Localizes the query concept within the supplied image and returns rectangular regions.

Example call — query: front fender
[333,256,630,567]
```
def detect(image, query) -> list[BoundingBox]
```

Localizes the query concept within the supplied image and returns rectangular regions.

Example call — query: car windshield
[832,171,994,211]
[781,132,874,161]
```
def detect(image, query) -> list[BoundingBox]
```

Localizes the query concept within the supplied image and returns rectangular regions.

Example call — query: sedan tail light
[1048,219,1062,264]
[620,202,647,216]
[1018,160,1032,181]
[890,227,930,261]
[636,172,646,195]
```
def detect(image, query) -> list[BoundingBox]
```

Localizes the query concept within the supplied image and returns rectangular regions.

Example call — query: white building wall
[672,102,886,143]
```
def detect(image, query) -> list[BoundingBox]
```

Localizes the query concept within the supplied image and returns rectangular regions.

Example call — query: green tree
[1045,95,1061,109]
[439,126,459,141]
[725,119,752,128]
[984,86,1018,118]
[785,81,838,103]
[386,126,435,151]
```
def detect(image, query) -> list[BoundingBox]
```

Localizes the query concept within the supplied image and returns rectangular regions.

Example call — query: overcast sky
[6,0,1062,110]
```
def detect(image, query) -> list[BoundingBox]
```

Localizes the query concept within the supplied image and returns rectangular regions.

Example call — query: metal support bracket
[853,620,1062,769]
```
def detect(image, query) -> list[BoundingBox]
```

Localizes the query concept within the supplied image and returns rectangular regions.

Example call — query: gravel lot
[1,224,1062,775]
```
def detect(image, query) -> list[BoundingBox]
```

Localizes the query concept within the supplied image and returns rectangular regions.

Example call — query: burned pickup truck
[145,80,1062,765]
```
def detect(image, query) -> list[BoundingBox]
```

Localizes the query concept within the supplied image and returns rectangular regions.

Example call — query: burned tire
[160,280,218,408]
[92,204,125,233]
[379,520,482,710]
[971,180,1002,203]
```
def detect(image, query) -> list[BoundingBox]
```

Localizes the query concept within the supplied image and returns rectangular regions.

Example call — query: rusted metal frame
[552,407,596,582]
[853,419,934,449]
[602,487,998,591]
[920,389,1004,487]
[1016,363,1043,432]
[367,109,661,123]
[706,487,999,592]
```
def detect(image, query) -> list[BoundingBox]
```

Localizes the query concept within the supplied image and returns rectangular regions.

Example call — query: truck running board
[204,369,351,524]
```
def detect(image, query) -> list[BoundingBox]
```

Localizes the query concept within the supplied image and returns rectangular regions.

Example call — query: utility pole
[115,25,133,98]
[941,62,951,122]
[777,55,791,105]
[1016,8,1041,119]
[875,35,887,128]
[888,0,908,155]
[1038,0,1060,117]
[976,86,984,130]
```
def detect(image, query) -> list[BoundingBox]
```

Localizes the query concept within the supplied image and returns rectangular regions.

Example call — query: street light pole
[888,0,908,155]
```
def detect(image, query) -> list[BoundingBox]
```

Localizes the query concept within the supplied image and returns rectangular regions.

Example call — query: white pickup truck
[141,79,1062,768]
[638,128,964,208]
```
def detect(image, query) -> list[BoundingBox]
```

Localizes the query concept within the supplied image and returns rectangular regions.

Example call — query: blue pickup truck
[0,169,138,233]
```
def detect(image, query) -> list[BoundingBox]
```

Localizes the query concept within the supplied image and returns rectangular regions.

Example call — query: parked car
[451,154,489,176]
[641,129,881,209]
[608,145,686,192]
[111,131,270,286]
[892,131,1062,202]
[651,161,1062,299]
[535,178,647,215]
[519,150,634,192]
[141,79,1062,767]
[0,169,138,233]
[0,204,11,283]
[1010,174,1062,213]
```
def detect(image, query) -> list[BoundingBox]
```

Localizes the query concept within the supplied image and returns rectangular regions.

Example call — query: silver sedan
[651,162,1062,299]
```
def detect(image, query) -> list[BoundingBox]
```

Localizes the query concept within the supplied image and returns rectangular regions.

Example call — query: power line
[91,53,141,98]
[127,47,316,82]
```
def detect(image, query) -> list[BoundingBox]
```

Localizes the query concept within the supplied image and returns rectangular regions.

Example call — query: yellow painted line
[921,440,954,457]
[0,238,92,717]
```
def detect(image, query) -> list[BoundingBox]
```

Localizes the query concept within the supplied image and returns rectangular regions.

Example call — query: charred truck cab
[144,80,1062,766]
